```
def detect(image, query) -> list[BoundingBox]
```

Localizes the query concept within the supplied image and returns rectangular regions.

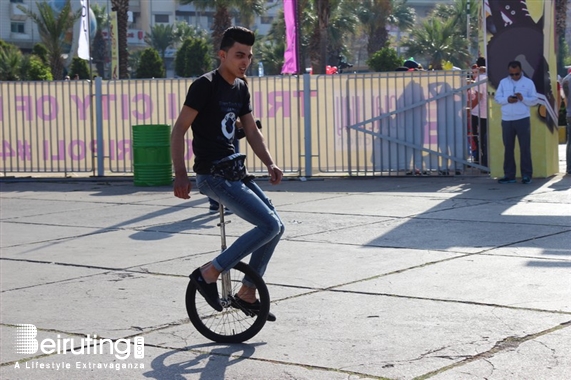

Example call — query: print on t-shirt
[221,112,237,140]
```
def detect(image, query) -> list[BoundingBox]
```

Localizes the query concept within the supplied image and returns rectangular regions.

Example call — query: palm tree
[310,0,331,74]
[264,0,356,73]
[145,23,177,64]
[178,0,266,58]
[401,17,470,70]
[355,0,392,55]
[257,40,285,75]
[174,20,209,44]
[388,0,415,32]
[326,0,358,65]
[0,41,24,81]
[431,0,479,56]
[110,0,129,78]
[232,0,266,28]
[18,0,80,80]
[90,4,109,78]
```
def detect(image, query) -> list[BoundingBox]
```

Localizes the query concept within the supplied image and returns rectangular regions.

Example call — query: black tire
[185,261,270,343]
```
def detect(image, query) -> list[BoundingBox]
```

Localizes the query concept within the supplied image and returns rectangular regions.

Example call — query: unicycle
[185,203,270,343]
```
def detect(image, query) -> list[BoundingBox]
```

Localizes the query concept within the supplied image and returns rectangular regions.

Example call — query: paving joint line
[413,320,571,379]
[144,342,392,380]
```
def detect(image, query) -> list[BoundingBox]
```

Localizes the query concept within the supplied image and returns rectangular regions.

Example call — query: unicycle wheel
[185,261,270,343]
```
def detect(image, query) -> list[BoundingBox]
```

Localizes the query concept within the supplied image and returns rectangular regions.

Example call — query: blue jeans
[501,117,532,179]
[196,175,285,287]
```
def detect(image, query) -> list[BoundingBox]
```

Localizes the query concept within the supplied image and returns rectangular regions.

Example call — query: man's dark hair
[508,61,522,69]
[476,56,486,67]
[220,26,255,51]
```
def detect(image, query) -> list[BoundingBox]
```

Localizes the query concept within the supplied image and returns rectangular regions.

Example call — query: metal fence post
[95,76,104,177]
[303,73,312,177]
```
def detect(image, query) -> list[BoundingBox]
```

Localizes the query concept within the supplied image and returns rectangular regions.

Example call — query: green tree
[325,0,358,64]
[387,0,415,32]
[110,0,129,78]
[309,0,331,74]
[0,41,24,81]
[178,0,266,59]
[128,48,144,75]
[266,0,353,74]
[32,43,49,64]
[233,0,266,28]
[174,21,210,44]
[257,40,285,75]
[556,0,568,76]
[175,37,212,77]
[145,23,177,67]
[135,48,165,79]
[91,4,109,78]
[431,0,479,57]
[401,17,470,70]
[367,46,401,72]
[18,0,81,80]
[69,56,91,79]
[355,0,392,56]
[24,55,54,81]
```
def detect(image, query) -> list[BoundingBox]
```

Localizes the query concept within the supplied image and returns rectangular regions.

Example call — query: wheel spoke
[185,262,270,343]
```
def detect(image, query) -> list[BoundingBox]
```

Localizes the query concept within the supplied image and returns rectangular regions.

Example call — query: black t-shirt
[184,70,252,174]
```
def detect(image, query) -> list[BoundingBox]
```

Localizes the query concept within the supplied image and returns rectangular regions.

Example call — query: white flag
[78,0,90,60]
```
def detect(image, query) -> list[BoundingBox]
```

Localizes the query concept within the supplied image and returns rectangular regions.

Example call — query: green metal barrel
[132,124,172,186]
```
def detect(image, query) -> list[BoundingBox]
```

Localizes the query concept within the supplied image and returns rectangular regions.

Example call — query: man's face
[508,66,522,81]
[220,42,253,78]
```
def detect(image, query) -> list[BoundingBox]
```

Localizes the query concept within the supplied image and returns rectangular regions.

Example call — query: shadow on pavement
[143,342,262,380]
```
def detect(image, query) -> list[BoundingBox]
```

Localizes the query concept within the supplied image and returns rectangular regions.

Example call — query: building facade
[1,0,281,53]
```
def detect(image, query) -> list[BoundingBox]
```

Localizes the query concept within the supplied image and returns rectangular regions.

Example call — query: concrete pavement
[1,156,570,379]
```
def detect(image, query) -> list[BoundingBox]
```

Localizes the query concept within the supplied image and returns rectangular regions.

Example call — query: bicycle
[185,202,271,343]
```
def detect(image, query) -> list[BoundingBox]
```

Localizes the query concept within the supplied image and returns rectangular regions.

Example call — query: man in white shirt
[494,61,538,184]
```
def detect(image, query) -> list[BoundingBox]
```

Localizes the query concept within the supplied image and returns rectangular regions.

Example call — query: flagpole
[85,0,96,175]
[295,0,301,74]
[87,0,93,78]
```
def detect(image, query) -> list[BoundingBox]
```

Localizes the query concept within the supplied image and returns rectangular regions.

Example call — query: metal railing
[1,71,485,177]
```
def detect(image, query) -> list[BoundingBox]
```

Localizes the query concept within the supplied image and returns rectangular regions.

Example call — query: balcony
[129,0,141,12]
[10,3,28,21]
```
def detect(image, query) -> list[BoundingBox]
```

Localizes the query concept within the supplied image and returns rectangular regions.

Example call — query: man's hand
[267,164,283,185]
[508,95,518,103]
[173,173,191,199]
[515,92,523,101]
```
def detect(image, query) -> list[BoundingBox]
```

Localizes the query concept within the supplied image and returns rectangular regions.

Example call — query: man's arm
[562,77,570,107]
[239,113,283,185]
[171,105,198,199]
[494,79,511,105]
[520,78,538,107]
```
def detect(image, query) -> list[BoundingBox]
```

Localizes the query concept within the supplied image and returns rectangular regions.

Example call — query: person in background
[471,65,489,168]
[494,61,538,184]
[560,68,571,175]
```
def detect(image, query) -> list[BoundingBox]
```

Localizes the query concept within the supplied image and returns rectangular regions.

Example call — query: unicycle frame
[218,203,233,308]
[185,198,271,343]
